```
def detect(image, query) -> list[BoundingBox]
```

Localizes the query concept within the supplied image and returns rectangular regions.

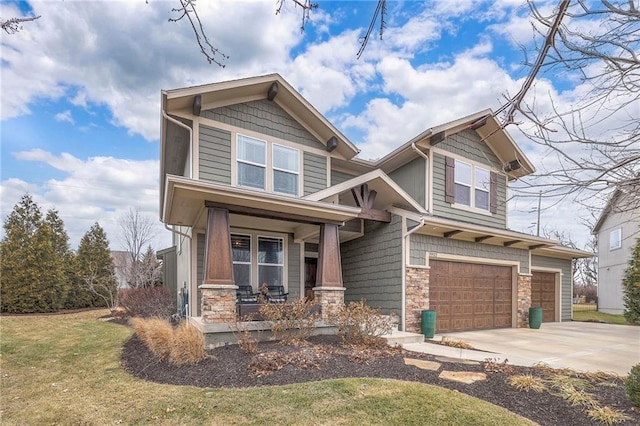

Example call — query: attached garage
[429,260,513,333]
[531,271,557,322]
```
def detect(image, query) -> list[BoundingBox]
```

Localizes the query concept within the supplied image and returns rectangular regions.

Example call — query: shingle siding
[410,234,530,273]
[532,255,573,321]
[341,215,404,317]
[288,235,301,299]
[389,157,426,207]
[202,100,325,151]
[331,169,355,185]
[303,152,327,195]
[199,125,232,184]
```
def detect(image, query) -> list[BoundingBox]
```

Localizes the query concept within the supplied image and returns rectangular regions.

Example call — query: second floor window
[453,159,490,211]
[237,135,266,190]
[610,228,622,250]
[273,144,299,196]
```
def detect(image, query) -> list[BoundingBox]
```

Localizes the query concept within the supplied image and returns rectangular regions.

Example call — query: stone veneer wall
[200,285,237,323]
[313,287,345,321]
[517,275,532,328]
[405,267,430,332]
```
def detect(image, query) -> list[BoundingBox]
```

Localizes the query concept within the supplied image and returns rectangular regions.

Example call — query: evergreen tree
[623,236,640,325]
[76,223,118,308]
[1,194,66,313]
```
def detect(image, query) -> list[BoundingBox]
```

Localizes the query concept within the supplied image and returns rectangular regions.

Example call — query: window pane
[455,183,471,205]
[476,188,489,210]
[258,237,283,264]
[237,135,266,165]
[259,265,283,287]
[610,229,622,249]
[273,145,298,172]
[238,163,265,189]
[475,168,490,191]
[233,264,251,286]
[454,160,472,185]
[274,170,298,195]
[231,235,251,262]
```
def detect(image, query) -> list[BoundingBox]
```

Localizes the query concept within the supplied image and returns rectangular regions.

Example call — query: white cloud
[54,110,74,125]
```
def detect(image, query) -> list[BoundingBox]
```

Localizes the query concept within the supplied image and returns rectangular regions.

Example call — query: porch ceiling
[163,175,361,229]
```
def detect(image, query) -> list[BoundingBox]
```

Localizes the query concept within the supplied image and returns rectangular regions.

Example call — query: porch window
[237,135,266,190]
[231,234,251,286]
[258,237,283,287]
[273,144,299,196]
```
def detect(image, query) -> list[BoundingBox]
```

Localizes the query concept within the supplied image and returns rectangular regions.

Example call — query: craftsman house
[593,189,640,314]
[159,74,590,344]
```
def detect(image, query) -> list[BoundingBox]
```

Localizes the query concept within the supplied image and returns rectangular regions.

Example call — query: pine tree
[1,194,67,313]
[623,236,640,325]
[76,223,118,308]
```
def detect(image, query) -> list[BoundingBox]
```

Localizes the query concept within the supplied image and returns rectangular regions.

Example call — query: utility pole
[536,190,542,237]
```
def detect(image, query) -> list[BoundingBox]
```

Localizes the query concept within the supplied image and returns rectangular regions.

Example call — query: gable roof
[161,74,360,160]
[592,186,640,234]
[304,169,428,214]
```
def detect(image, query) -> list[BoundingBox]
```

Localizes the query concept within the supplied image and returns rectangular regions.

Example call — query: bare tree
[1,15,40,34]
[118,207,157,287]
[496,0,639,215]
[80,262,119,309]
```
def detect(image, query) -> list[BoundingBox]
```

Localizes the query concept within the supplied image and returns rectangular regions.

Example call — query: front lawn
[573,311,632,325]
[0,310,531,425]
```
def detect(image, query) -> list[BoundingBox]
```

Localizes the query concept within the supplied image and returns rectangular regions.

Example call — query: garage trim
[531,267,562,323]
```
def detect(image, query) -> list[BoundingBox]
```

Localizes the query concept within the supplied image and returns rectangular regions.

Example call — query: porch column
[313,223,345,320]
[517,273,532,328]
[199,207,237,323]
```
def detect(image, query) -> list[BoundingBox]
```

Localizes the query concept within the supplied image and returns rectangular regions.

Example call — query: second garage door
[531,271,557,322]
[429,260,513,333]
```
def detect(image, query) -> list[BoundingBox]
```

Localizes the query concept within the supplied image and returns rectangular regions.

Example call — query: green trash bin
[529,307,543,329]
[421,310,437,338]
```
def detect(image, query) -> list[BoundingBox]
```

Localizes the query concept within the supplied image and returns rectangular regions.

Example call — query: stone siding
[200,285,237,323]
[405,267,430,332]
[313,287,345,321]
[517,274,532,328]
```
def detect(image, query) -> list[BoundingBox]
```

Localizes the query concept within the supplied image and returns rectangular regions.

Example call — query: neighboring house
[159,74,590,340]
[593,190,640,314]
[110,251,132,289]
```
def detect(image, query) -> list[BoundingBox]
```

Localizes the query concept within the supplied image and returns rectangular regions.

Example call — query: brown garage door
[531,272,556,322]
[429,260,513,332]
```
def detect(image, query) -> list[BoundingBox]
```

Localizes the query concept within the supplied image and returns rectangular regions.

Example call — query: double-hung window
[474,167,490,211]
[237,135,266,190]
[273,144,299,196]
[451,159,491,211]
[258,237,284,287]
[231,234,251,286]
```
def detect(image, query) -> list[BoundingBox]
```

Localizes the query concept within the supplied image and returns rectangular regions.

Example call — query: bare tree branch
[1,15,41,34]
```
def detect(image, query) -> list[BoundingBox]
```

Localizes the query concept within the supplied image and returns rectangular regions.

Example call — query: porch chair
[236,285,258,304]
[267,285,288,303]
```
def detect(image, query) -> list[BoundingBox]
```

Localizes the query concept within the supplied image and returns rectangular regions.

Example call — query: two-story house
[593,189,640,314]
[159,74,590,344]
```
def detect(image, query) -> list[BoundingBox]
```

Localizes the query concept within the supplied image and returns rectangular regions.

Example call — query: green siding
[432,151,507,228]
[341,215,404,318]
[331,169,355,185]
[202,100,325,151]
[199,125,231,184]
[303,152,327,195]
[197,233,205,317]
[532,255,573,322]
[288,235,301,300]
[437,130,501,166]
[389,157,426,207]
[410,233,530,274]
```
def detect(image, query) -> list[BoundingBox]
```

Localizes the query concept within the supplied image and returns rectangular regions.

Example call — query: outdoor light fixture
[326,136,338,152]
[267,82,278,101]
[503,159,522,172]
[193,95,202,116]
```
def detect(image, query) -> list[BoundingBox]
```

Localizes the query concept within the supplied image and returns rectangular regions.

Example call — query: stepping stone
[404,358,441,371]
[434,356,480,366]
[439,371,487,384]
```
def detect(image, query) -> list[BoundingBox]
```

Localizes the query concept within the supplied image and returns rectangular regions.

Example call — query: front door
[304,257,317,300]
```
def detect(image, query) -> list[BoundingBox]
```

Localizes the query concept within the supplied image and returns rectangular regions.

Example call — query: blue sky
[1,0,631,250]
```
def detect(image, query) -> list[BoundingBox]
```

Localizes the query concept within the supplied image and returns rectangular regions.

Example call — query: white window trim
[230,229,289,292]
[453,159,491,213]
[610,228,622,250]
[257,235,285,288]
[231,233,252,287]
[272,143,300,196]
[234,133,301,196]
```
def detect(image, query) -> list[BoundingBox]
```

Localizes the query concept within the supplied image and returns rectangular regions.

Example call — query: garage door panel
[531,271,557,322]
[430,260,513,333]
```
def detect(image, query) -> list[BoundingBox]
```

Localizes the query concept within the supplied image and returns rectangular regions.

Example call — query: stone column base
[517,274,532,328]
[405,266,430,333]
[313,286,345,320]
[200,284,237,324]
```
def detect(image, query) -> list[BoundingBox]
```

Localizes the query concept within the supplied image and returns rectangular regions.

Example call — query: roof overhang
[163,175,361,229]
[304,169,427,214]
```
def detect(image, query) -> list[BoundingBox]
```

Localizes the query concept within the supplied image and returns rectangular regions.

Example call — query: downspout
[162,109,193,179]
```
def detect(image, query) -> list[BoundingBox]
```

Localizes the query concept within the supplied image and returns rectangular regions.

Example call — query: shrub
[507,374,546,393]
[116,287,175,318]
[131,317,205,365]
[330,299,395,347]
[258,299,320,345]
[228,315,261,354]
[622,237,640,324]
[586,406,632,425]
[170,322,205,365]
[625,363,640,408]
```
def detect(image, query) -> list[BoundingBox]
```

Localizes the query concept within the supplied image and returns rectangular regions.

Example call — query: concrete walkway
[403,322,640,376]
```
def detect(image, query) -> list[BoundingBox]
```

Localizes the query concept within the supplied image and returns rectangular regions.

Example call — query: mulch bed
[120,333,639,426]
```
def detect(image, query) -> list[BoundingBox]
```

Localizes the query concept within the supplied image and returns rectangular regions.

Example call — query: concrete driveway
[404,322,640,376]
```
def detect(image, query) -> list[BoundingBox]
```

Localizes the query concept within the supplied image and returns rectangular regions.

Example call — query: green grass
[572,311,631,325]
[0,310,534,425]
